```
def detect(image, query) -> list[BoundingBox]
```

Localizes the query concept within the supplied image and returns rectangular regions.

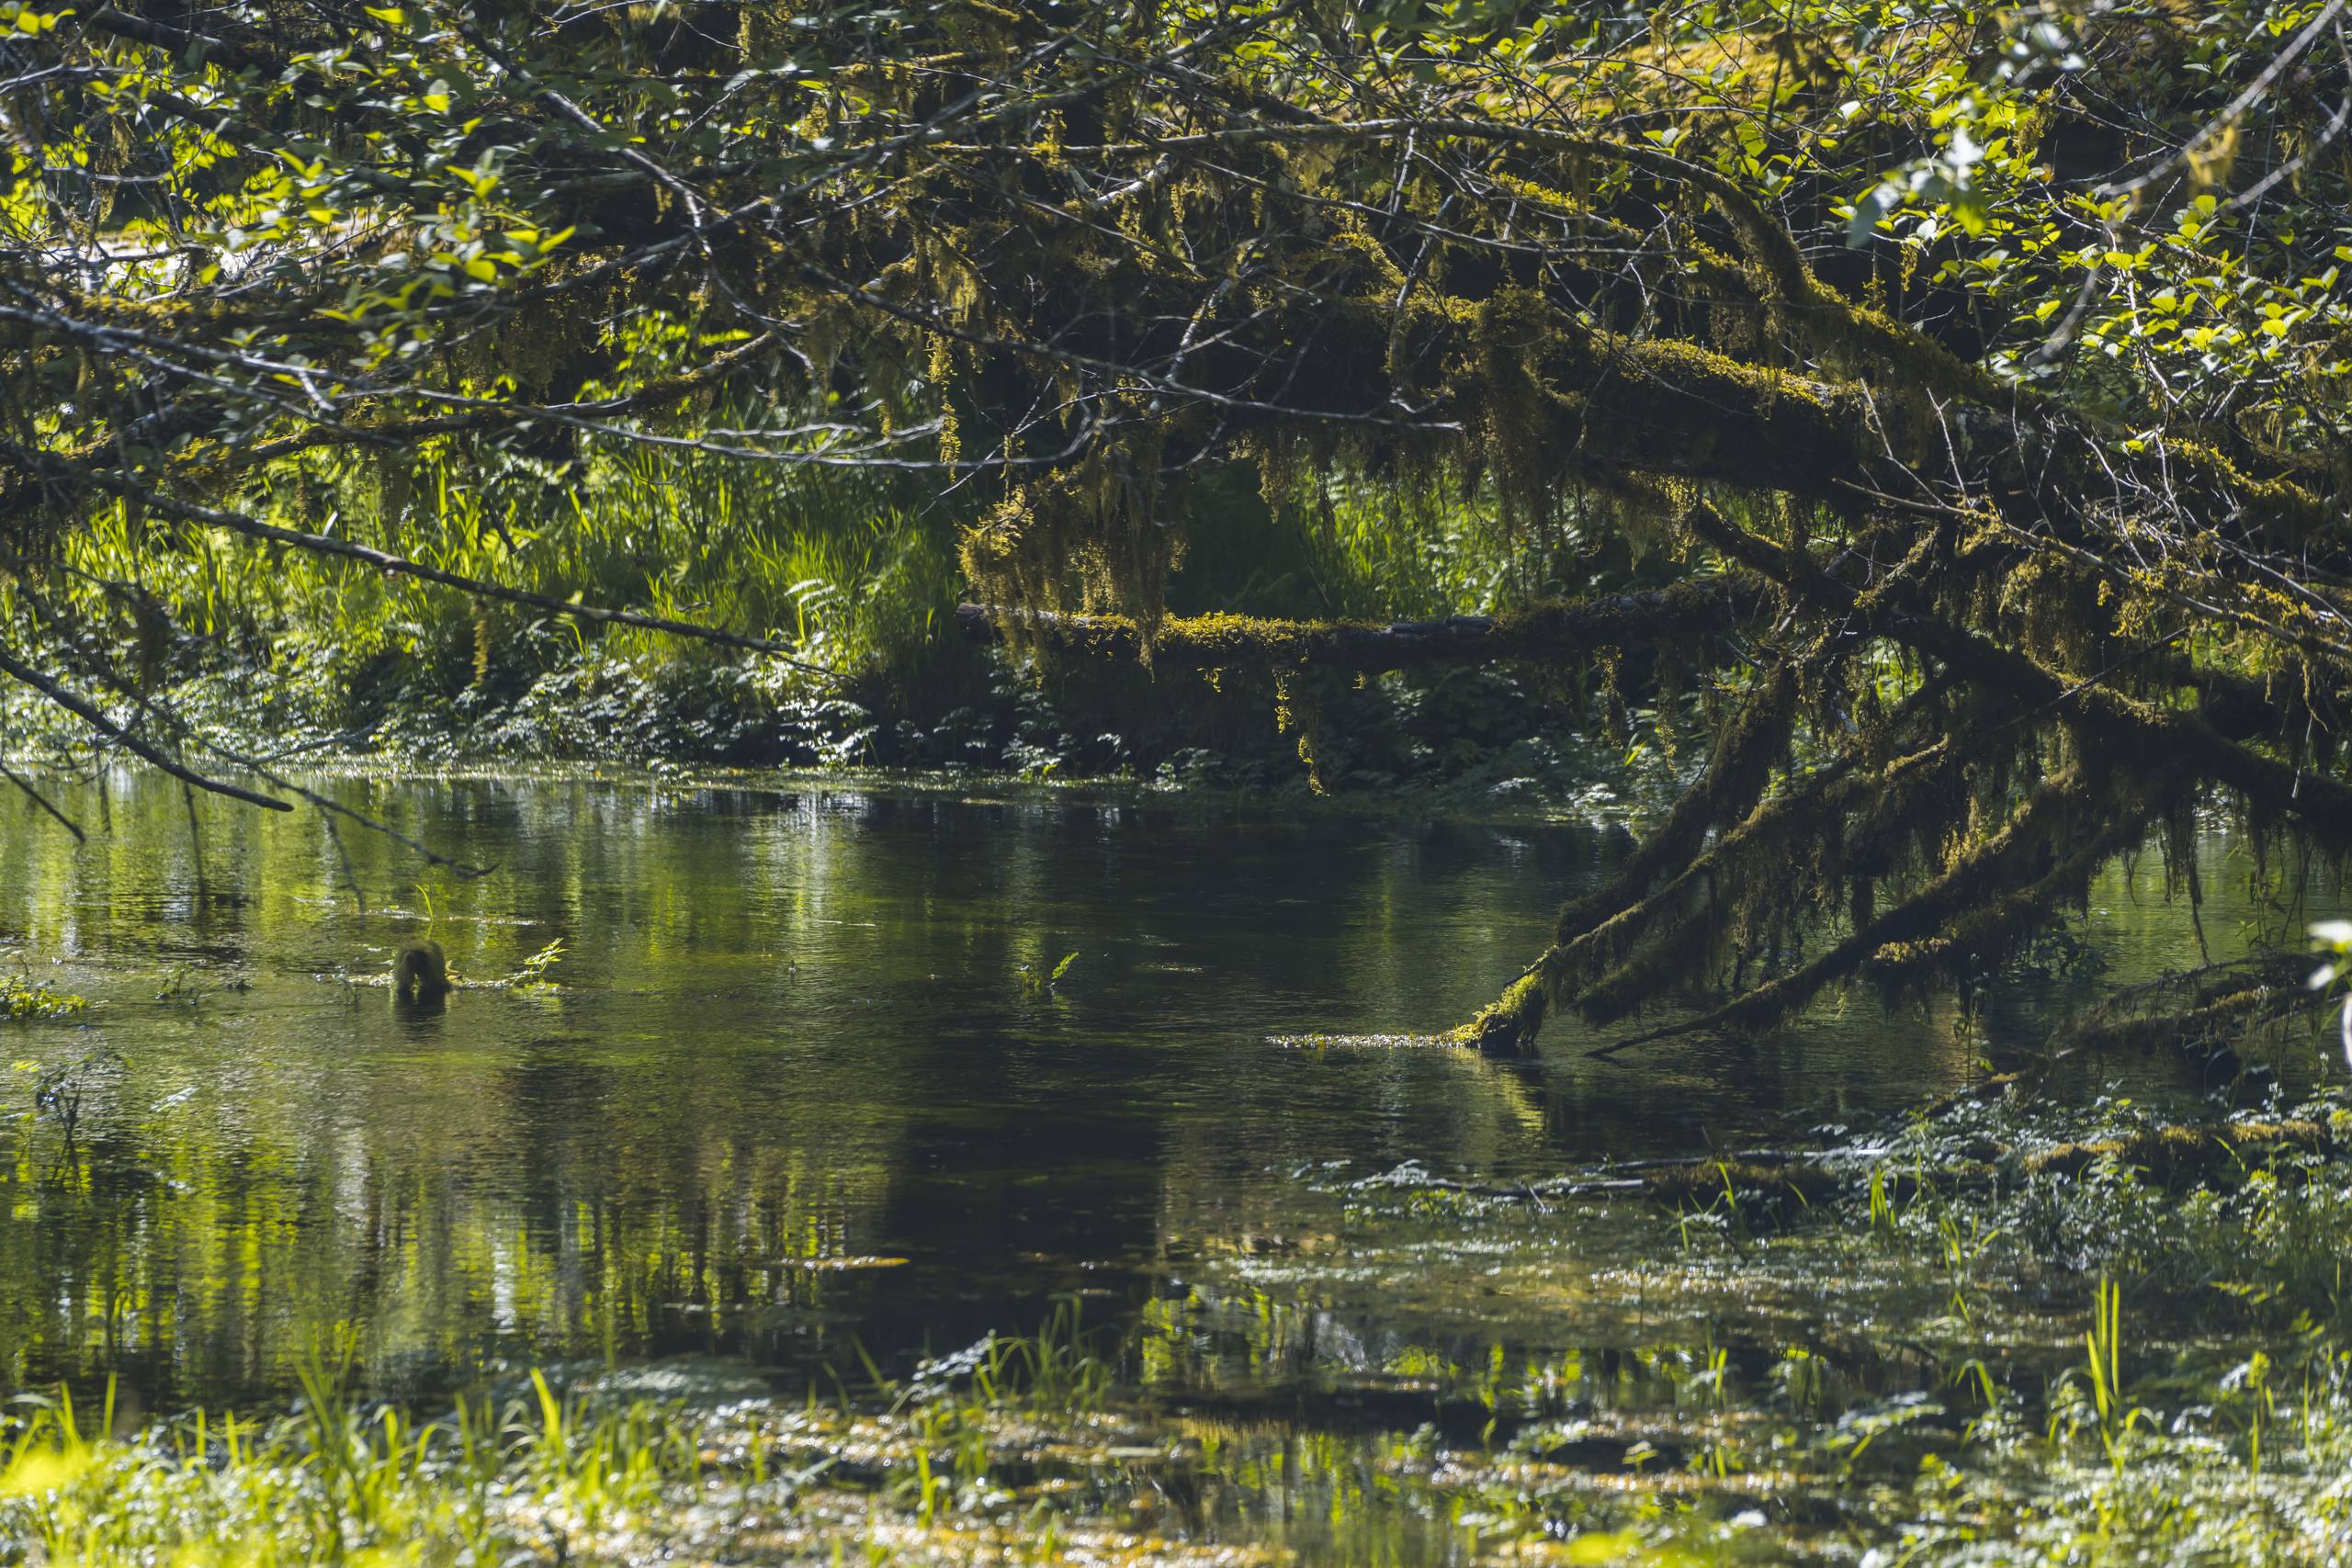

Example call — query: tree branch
[955,579,1765,671]
[0,643,291,811]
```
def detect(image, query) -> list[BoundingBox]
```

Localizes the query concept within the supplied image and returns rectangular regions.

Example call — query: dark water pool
[0,771,2325,1412]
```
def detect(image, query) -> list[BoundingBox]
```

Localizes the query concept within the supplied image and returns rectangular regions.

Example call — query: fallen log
[953,578,1764,672]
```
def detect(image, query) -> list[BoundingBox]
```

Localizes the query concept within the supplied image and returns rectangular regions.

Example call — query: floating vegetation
[765,1256,910,1273]
[507,938,569,991]
[153,965,255,1003]
[345,936,569,993]
[1265,1032,1464,1051]
[0,973,84,1021]
[1017,951,1080,996]
[1132,1084,2352,1561]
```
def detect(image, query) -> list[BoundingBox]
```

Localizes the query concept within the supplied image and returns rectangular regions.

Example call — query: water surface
[0,771,2327,1412]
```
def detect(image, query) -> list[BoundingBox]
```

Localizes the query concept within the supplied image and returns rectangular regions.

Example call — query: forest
[1,0,2350,1562]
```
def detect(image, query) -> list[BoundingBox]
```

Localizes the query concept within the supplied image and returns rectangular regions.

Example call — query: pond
[0,771,2325,1423]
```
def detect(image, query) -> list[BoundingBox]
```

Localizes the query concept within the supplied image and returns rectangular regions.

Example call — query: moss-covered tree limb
[1452,496,2343,1055]
[954,578,1766,671]
[2054,955,2324,1062]
[1452,665,1799,1056]
[1589,770,2131,1054]
[1463,667,1983,1050]
[1688,505,2352,843]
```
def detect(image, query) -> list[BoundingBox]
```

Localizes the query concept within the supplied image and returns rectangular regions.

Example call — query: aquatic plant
[1016,951,1081,998]
[1,972,84,1021]
[506,939,568,991]
[0,1371,700,1567]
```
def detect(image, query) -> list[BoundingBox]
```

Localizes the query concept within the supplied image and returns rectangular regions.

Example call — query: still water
[0,771,2321,1413]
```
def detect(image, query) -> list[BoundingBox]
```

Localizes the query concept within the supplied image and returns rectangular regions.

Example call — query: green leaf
[1847,184,1899,247]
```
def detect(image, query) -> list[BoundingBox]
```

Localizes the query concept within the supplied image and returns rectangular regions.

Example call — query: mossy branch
[1591,770,2125,1055]
[1689,504,2352,843]
[955,579,1765,671]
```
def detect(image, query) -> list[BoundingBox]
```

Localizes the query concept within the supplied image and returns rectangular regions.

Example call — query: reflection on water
[0,771,2327,1410]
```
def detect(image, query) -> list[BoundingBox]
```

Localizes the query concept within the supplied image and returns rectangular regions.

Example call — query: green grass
[2,1369,697,1567]
[5,434,1585,777]
[12,1325,2352,1565]
[0,1307,1140,1568]
[13,435,967,763]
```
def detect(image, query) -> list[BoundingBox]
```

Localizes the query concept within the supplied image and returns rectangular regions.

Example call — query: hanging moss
[6,0,2346,1081]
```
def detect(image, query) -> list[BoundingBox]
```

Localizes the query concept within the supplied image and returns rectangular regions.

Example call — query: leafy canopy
[0,0,2346,1051]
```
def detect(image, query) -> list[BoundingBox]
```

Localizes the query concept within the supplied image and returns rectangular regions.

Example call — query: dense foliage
[1,0,2347,1046]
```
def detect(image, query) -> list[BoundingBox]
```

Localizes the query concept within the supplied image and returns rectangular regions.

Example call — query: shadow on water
[0,771,2334,1418]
